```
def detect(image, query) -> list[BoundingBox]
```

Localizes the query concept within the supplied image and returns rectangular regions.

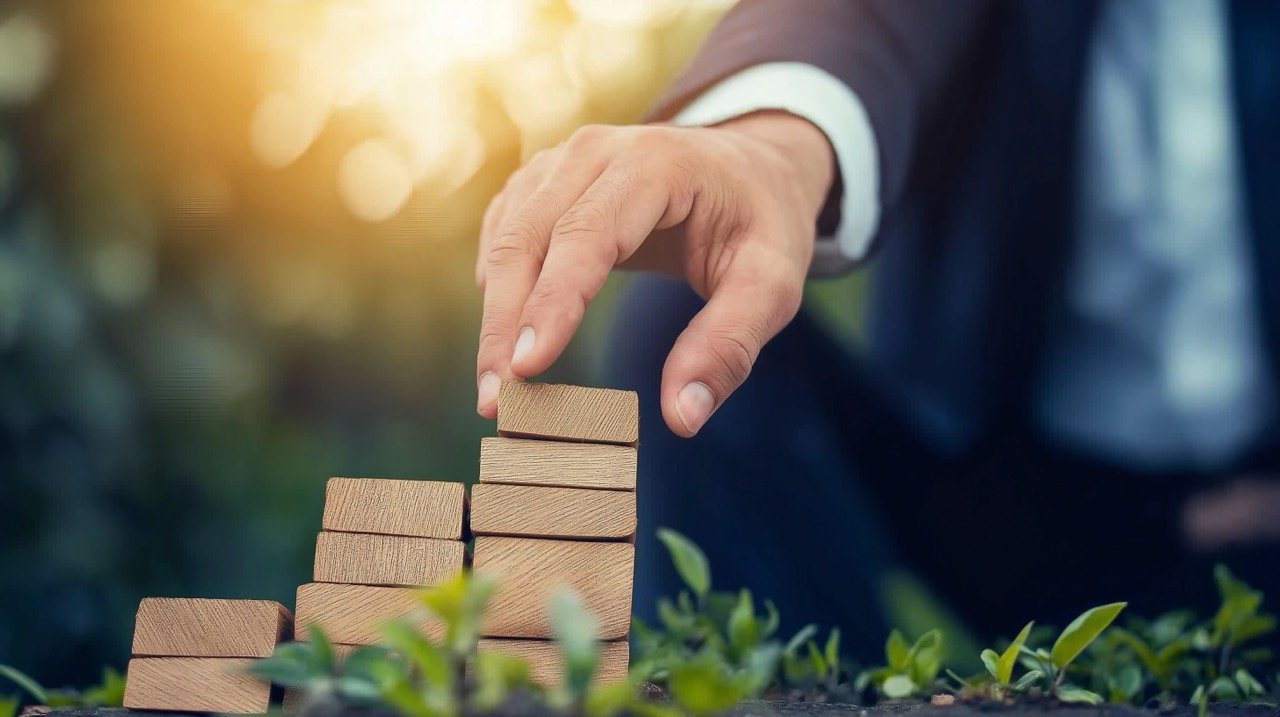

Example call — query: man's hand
[476,111,834,437]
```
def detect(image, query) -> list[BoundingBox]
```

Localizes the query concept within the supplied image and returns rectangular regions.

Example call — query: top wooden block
[497,382,638,446]
[132,598,292,657]
[323,478,466,539]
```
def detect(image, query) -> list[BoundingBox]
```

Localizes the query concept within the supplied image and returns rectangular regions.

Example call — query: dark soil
[31,703,1280,717]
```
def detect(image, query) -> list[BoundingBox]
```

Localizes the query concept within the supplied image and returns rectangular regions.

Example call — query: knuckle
[704,326,757,386]
[554,199,608,243]
[488,229,539,267]
[477,327,510,357]
[566,124,610,152]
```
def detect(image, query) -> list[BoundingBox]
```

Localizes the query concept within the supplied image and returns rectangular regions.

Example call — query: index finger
[475,151,605,417]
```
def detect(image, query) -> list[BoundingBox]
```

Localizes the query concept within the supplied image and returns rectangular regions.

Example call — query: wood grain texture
[472,536,633,639]
[131,598,291,658]
[295,583,444,644]
[474,638,629,686]
[479,437,636,491]
[497,382,638,445]
[312,531,464,586]
[322,478,466,539]
[123,658,268,713]
[470,484,636,540]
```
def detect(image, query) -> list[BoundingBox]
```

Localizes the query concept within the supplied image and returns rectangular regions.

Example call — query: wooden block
[497,381,638,446]
[131,598,291,658]
[471,484,635,541]
[313,531,464,586]
[479,437,636,491]
[322,477,466,539]
[123,657,268,713]
[295,583,444,644]
[472,536,633,639]
[475,638,629,686]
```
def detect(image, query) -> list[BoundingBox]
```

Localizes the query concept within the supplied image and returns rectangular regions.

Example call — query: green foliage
[656,528,710,601]
[981,621,1033,687]
[1051,602,1127,677]
[0,694,18,717]
[856,629,944,699]
[549,589,601,710]
[0,664,125,710]
[633,528,807,710]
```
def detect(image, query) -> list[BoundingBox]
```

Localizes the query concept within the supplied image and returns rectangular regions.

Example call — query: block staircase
[121,381,638,713]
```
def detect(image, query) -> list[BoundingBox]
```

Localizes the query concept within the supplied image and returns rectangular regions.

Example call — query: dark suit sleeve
[650,0,994,213]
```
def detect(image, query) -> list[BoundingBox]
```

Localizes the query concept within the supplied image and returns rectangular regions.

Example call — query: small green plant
[630,528,798,713]
[978,621,1037,698]
[1014,601,1127,704]
[0,664,125,713]
[855,628,945,699]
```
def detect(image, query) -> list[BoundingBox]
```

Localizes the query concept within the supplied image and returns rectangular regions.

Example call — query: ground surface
[32,703,1280,717]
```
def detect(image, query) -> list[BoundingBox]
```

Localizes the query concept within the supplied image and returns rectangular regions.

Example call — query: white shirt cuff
[670,62,881,276]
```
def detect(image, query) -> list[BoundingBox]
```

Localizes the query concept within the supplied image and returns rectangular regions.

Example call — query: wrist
[715,110,835,215]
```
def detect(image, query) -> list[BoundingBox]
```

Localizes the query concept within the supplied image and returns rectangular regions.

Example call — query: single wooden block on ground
[322,477,466,539]
[470,484,636,541]
[294,583,444,644]
[475,638,629,686]
[479,437,636,491]
[131,597,291,658]
[312,531,464,586]
[472,536,633,639]
[123,657,268,713]
[497,382,638,446]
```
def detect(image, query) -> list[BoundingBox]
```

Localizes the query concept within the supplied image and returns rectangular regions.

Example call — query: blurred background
[0,0,872,689]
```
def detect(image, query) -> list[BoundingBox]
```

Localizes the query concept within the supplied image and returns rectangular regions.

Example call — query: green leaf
[1012,669,1043,691]
[980,650,1000,680]
[885,630,909,669]
[0,694,17,717]
[905,629,943,686]
[0,665,48,705]
[1208,675,1240,700]
[1057,686,1104,704]
[551,589,599,700]
[334,676,382,702]
[79,667,125,707]
[1050,602,1126,671]
[727,590,758,652]
[997,622,1034,685]
[380,621,453,688]
[761,601,781,639]
[1106,663,1142,703]
[656,528,711,599]
[247,645,319,688]
[667,655,749,716]
[881,674,917,699]
[1234,668,1266,697]
[783,625,818,657]
[469,651,530,711]
[309,623,337,674]
[824,629,841,675]
[583,680,637,717]
[742,644,782,695]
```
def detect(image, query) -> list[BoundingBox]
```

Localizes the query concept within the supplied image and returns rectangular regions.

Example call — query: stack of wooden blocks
[470,381,638,685]
[123,598,291,713]
[295,477,468,647]
[120,380,638,711]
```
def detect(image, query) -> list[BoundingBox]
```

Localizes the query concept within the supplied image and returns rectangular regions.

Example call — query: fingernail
[676,381,716,435]
[477,372,500,414]
[512,326,535,365]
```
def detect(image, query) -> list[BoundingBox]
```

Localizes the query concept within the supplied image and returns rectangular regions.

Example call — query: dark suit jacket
[651,0,1280,454]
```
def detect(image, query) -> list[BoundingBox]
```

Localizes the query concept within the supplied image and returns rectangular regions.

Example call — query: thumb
[659,259,804,437]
